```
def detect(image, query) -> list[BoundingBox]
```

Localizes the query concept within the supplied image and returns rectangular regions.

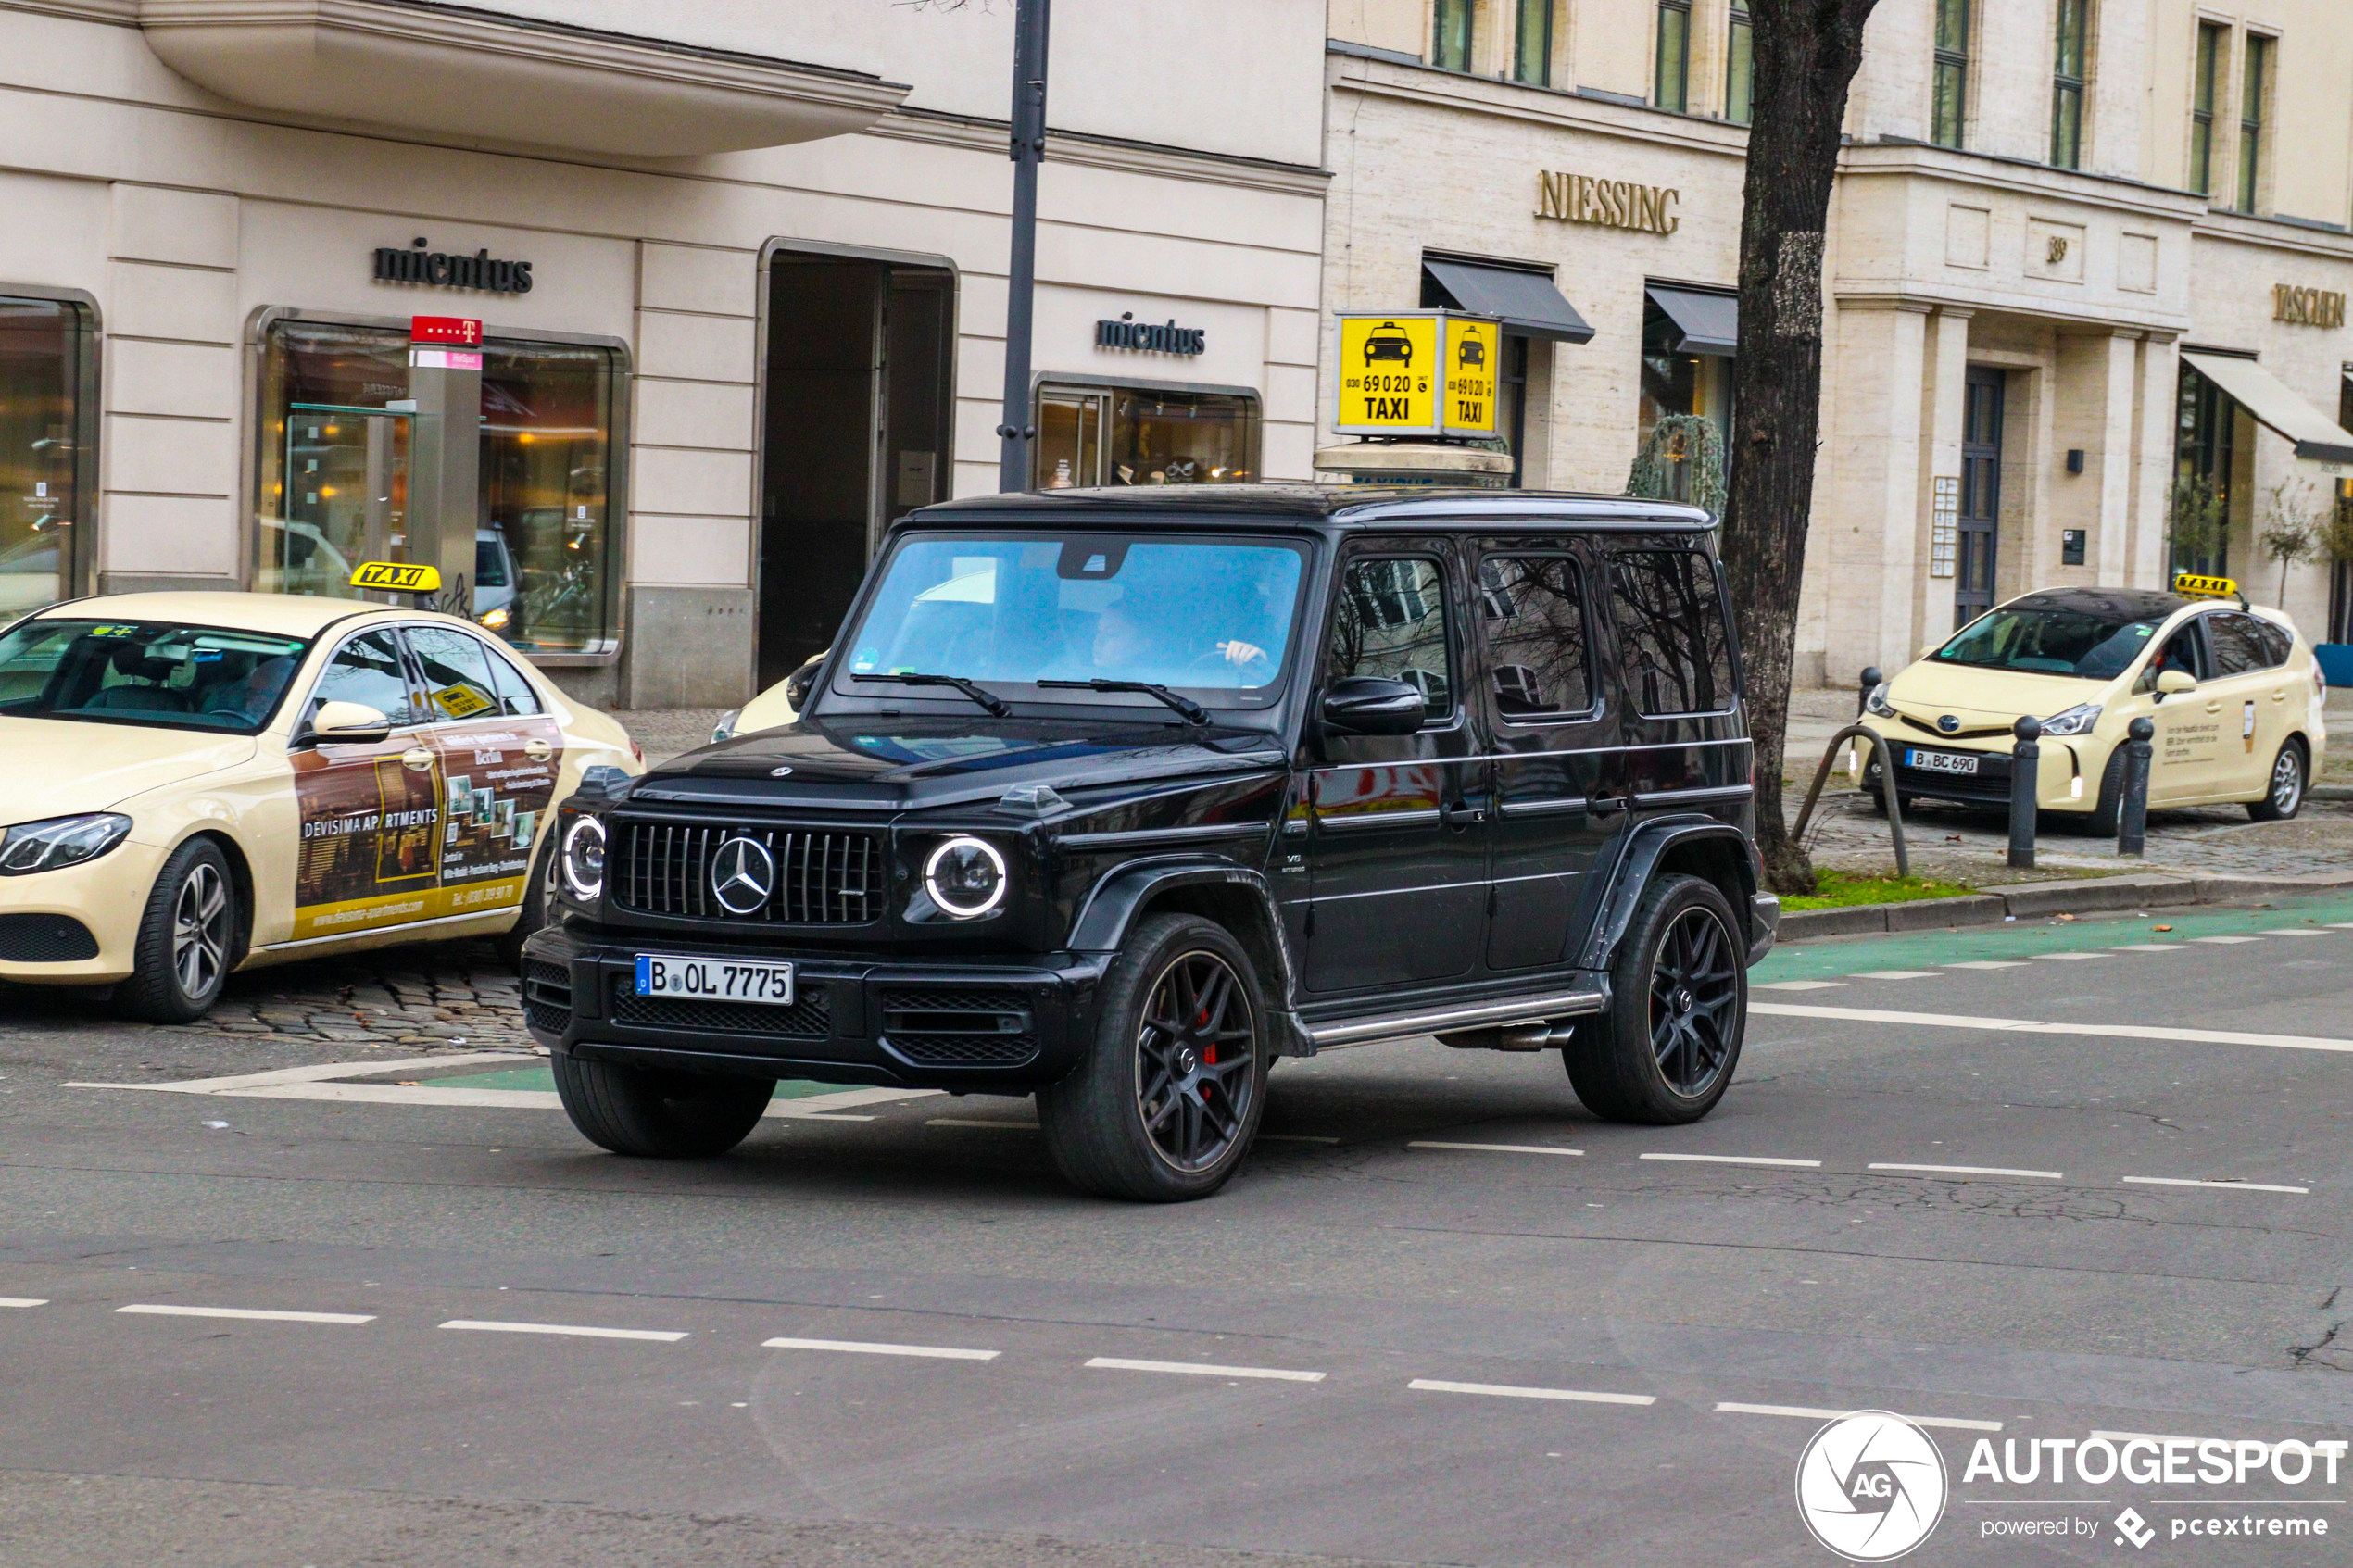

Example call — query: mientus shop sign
[373,237,535,295]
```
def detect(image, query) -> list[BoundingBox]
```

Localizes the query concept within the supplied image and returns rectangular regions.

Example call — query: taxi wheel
[496,834,557,972]
[2079,750,2127,838]
[117,838,238,1023]
[1565,874,1744,1125]
[552,1055,774,1159]
[1038,913,1267,1203]
[2247,739,2307,822]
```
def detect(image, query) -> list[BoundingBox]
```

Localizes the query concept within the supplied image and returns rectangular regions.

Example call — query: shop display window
[0,296,91,619]
[1034,383,1259,489]
[1635,303,1733,495]
[256,319,619,656]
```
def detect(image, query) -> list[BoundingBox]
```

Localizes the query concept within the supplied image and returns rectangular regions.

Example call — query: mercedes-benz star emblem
[770,765,794,777]
[1936,714,1960,734]
[710,835,775,915]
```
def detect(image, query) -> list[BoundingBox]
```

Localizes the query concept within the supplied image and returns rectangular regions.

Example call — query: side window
[484,644,545,717]
[1478,555,1593,719]
[2259,621,2292,668]
[406,626,502,721]
[2146,621,2207,684]
[1327,557,1453,721]
[2208,613,2279,675]
[306,629,415,727]
[1609,549,1736,717]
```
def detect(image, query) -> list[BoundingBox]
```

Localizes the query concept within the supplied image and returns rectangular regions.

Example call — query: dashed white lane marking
[2327,922,2353,931]
[439,1319,687,1343]
[1945,960,2029,970]
[1716,1400,2003,1433]
[1410,1140,1585,1157]
[2121,1176,2309,1195]
[926,1118,1038,1131]
[762,1336,1000,1361]
[1852,970,1939,980]
[2109,944,2188,953]
[1869,1162,2064,1180]
[2033,951,2108,960]
[1748,1003,2353,1054]
[2189,935,2267,945]
[1640,1152,1821,1169]
[1086,1356,1326,1384]
[66,1051,528,1095]
[1757,980,1844,991]
[0,1298,49,1309]
[117,1304,373,1325]
[1409,1378,1655,1407]
[2259,929,2331,936]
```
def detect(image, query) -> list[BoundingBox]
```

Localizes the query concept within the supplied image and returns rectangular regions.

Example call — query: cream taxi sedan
[1858,584,2326,832]
[0,592,640,1022]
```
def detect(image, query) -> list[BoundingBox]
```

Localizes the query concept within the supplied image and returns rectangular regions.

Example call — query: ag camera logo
[1795,1411,1948,1561]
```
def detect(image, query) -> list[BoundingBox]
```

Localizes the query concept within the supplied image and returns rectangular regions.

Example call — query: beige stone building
[0,0,1329,708]
[1321,0,2353,684]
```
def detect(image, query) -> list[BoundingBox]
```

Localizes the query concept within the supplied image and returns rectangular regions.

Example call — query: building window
[1931,0,1969,147]
[1033,383,1259,490]
[1513,0,1553,86]
[2189,20,2221,196]
[1726,5,1755,125]
[2050,0,2087,169]
[1655,1,1692,112]
[2236,31,2271,214]
[0,296,93,617]
[256,319,622,657]
[2174,361,2237,576]
[1637,300,1734,485]
[1432,0,1473,72]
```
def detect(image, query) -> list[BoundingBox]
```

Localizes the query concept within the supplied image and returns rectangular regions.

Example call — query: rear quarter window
[1609,548,1737,718]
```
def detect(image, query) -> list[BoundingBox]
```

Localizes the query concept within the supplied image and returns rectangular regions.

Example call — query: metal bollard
[2117,716,2154,858]
[2008,716,2041,870]
[1857,666,1883,716]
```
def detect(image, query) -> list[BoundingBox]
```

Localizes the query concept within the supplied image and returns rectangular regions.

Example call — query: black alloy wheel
[2248,740,2306,822]
[1038,912,1268,1201]
[1565,872,1747,1125]
[1136,949,1259,1174]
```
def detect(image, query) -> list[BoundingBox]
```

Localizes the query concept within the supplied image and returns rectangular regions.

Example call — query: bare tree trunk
[1719,0,1881,896]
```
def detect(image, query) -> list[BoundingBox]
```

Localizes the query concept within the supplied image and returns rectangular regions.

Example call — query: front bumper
[1746,892,1780,965]
[521,922,1108,1090]
[1858,721,2106,810]
[0,837,169,984]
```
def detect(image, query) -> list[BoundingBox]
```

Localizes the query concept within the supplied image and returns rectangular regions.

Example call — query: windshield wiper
[1038,678,1209,725]
[850,671,1011,718]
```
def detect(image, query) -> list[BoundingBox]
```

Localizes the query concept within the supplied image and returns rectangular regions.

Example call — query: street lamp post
[996,0,1051,493]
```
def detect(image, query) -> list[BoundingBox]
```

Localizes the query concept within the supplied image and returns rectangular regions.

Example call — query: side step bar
[1304,989,1606,1052]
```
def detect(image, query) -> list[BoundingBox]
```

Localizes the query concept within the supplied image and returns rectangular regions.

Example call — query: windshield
[837,534,1309,708]
[1931,605,2168,680]
[0,619,310,733]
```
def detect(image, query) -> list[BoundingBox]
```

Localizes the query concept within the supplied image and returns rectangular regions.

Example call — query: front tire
[552,1055,774,1158]
[2247,739,2306,822]
[115,838,237,1023]
[1038,913,1268,1202]
[1564,873,1746,1125]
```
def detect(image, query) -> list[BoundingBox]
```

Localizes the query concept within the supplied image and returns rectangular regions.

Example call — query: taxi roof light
[350,560,442,595]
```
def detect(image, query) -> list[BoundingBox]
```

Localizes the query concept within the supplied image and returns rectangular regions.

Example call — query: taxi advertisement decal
[435,715,563,916]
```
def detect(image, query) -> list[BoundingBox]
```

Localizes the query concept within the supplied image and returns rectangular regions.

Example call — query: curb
[1779,870,2353,942]
[2315,784,2353,802]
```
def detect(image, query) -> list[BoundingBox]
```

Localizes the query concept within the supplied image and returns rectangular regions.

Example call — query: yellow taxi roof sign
[351,560,441,594]
[2172,571,2239,601]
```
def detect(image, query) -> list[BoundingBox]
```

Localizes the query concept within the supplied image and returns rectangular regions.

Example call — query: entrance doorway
[1955,367,2005,626]
[756,251,954,689]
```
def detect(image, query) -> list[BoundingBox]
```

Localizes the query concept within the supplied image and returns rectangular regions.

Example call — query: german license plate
[1904,748,1980,776]
[633,954,795,1005]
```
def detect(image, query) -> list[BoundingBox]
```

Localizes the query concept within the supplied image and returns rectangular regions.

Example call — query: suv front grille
[613,821,885,924]
[610,974,833,1039]
[880,987,1038,1068]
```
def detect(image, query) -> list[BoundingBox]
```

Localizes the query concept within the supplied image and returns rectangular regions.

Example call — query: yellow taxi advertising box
[350,560,441,593]
[1334,312,1501,439]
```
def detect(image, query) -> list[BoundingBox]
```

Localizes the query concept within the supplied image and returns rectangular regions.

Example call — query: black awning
[1422,257,1594,345]
[1645,284,1739,357]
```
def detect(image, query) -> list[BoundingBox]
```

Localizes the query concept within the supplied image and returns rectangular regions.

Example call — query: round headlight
[561,815,607,900]
[923,835,1007,919]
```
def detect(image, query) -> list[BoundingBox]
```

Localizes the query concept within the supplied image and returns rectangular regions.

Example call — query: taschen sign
[374,236,535,295]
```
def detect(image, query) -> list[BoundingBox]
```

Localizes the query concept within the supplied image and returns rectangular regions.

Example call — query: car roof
[2002,586,2194,620]
[29,591,424,640]
[906,483,1716,531]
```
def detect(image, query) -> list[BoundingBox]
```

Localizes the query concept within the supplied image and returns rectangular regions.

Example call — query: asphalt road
[4,894,2351,1567]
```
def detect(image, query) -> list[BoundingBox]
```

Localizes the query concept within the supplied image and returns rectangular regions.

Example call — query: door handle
[1586,794,1629,815]
[524,738,553,760]
[401,747,436,771]
[1441,799,1486,830]
[2204,701,2221,714]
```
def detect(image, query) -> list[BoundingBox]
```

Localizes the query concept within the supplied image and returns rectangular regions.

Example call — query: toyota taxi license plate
[633,954,795,1006]
[1904,747,1979,776]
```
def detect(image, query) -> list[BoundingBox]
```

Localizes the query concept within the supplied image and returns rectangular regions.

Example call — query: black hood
[623,716,1287,814]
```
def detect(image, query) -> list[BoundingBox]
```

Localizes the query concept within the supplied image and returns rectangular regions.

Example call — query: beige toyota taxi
[0,590,640,1021]
[1858,583,2327,833]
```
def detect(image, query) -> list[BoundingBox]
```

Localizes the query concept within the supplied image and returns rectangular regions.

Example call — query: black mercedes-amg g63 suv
[524,486,1776,1200]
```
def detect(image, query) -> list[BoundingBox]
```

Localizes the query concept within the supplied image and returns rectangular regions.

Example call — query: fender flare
[1577,815,1759,972]
[1066,856,1310,1055]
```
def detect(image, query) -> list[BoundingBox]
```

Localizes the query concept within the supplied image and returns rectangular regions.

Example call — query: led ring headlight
[924,835,1008,919]
[560,815,607,900]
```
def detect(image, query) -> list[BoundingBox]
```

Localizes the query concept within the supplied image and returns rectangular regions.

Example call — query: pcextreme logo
[1795,1411,1950,1561]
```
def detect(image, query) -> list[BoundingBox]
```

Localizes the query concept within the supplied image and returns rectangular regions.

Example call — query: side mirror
[1320,675,1426,737]
[305,700,393,745]
[2155,669,2196,697]
[784,651,824,713]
